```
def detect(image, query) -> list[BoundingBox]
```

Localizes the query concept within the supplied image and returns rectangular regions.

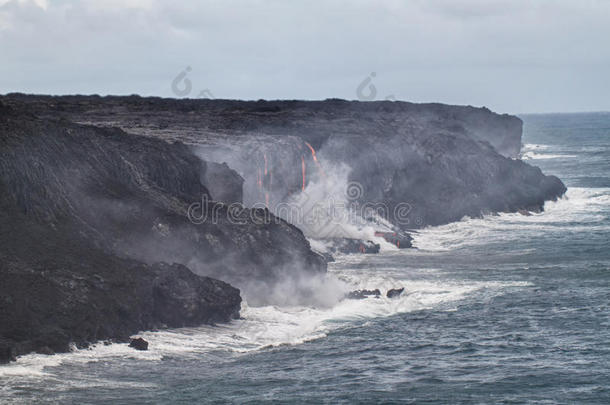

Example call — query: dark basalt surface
[375,231,413,249]
[387,287,405,299]
[201,161,244,205]
[347,289,382,300]
[0,100,324,361]
[0,95,566,229]
[327,238,381,255]
[129,338,149,351]
[0,94,567,361]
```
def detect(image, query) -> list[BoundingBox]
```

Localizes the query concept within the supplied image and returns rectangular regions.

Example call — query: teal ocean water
[1,113,609,404]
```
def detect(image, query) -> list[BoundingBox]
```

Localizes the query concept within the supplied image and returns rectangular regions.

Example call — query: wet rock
[201,161,244,205]
[387,287,405,299]
[328,239,380,255]
[0,103,325,360]
[129,337,149,351]
[35,346,55,355]
[151,263,241,326]
[347,289,381,300]
[316,250,335,263]
[0,340,16,364]
[374,232,412,249]
[0,94,567,360]
[0,95,566,230]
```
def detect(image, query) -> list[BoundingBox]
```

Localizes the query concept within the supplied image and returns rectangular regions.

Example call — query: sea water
[1,113,609,404]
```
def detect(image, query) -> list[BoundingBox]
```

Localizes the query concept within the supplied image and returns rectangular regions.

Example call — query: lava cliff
[0,100,324,362]
[0,94,566,362]
[2,95,564,229]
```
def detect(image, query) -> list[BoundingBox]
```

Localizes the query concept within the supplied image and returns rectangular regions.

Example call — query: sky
[1,0,609,114]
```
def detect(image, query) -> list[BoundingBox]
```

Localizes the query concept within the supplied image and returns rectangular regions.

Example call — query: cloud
[0,0,47,10]
[0,0,609,113]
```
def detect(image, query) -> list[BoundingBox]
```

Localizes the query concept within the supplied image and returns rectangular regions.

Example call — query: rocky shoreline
[0,95,566,363]
[0,99,323,362]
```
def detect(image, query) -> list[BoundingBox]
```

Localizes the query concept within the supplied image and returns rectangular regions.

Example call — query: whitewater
[1,112,609,403]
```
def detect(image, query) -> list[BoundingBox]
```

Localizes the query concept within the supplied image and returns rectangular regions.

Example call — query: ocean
[1,113,609,404]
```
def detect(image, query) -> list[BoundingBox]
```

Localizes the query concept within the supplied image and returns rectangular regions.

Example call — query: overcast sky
[1,0,608,113]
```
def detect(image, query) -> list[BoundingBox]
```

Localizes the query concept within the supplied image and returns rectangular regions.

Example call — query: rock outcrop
[201,161,244,205]
[387,287,405,299]
[1,95,565,231]
[129,337,149,351]
[0,94,568,360]
[346,289,382,300]
[0,100,324,361]
[327,238,381,255]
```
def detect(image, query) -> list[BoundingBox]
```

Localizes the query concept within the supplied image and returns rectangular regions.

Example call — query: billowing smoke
[279,162,397,250]
[195,137,398,250]
[190,133,408,308]
[237,271,350,308]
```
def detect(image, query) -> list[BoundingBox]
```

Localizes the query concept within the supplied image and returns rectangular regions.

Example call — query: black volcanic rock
[0,95,565,230]
[375,232,412,249]
[129,337,149,351]
[0,103,325,361]
[347,289,381,300]
[151,263,241,326]
[387,288,405,299]
[0,340,16,363]
[328,238,380,255]
[0,236,240,362]
[201,161,244,205]
[0,103,325,289]
[0,94,568,360]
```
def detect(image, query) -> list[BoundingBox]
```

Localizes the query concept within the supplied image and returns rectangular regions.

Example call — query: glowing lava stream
[304,142,326,178]
[263,153,268,175]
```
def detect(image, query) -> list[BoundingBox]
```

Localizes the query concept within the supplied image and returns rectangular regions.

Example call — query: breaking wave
[412,187,610,252]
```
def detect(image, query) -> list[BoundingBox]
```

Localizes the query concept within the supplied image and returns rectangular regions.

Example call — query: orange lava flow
[304,142,318,162]
[304,142,326,177]
[263,153,268,175]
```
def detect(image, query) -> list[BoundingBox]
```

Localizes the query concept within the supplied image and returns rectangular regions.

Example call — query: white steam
[280,163,397,250]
